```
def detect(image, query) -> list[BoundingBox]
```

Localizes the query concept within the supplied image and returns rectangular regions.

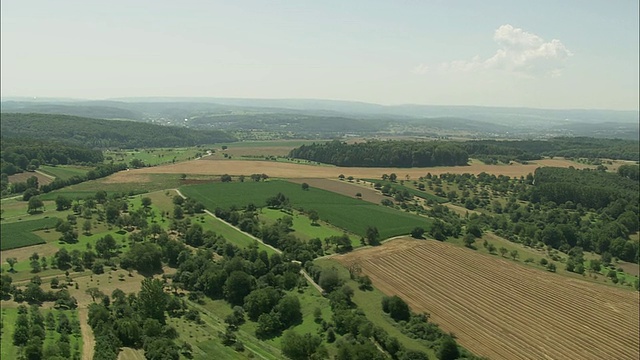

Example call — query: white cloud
[412,63,430,74]
[418,24,572,77]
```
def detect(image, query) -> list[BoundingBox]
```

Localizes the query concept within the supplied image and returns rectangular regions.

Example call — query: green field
[38,174,183,201]
[0,217,60,250]
[219,140,322,148]
[1,307,18,360]
[364,178,449,203]
[105,147,205,167]
[39,165,91,180]
[180,180,432,239]
[260,208,358,246]
[198,214,277,254]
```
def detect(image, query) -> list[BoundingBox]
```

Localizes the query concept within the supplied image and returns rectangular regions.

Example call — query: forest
[467,137,639,162]
[1,138,103,175]
[0,113,236,148]
[289,138,639,167]
[289,140,470,167]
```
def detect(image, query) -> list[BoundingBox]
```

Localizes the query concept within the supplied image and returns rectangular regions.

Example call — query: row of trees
[466,137,639,162]
[88,278,190,360]
[11,304,81,360]
[289,138,639,168]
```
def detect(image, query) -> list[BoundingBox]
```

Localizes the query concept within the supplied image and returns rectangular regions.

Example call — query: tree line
[289,137,639,168]
[1,138,104,175]
[289,140,469,167]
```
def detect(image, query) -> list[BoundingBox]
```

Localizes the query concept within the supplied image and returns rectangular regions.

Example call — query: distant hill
[2,98,638,139]
[0,101,144,120]
[0,113,236,148]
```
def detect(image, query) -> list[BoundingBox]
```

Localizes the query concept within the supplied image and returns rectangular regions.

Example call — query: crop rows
[338,239,639,360]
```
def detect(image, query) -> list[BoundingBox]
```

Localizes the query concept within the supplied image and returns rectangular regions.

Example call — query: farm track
[337,238,639,360]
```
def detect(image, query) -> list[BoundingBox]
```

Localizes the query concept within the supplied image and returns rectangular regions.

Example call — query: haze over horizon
[2,0,638,111]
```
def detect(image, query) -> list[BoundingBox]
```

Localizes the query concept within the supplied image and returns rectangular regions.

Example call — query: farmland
[0,217,59,250]
[39,165,91,180]
[180,180,431,238]
[335,238,640,360]
[123,156,593,180]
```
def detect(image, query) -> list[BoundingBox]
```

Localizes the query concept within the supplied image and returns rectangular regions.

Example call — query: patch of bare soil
[8,172,53,185]
[0,243,60,263]
[100,173,152,184]
[287,178,388,204]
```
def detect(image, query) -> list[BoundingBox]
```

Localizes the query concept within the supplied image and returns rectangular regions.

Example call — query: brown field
[221,146,300,157]
[287,178,387,204]
[336,238,640,360]
[101,173,152,184]
[0,242,60,264]
[7,171,53,185]
[110,158,592,182]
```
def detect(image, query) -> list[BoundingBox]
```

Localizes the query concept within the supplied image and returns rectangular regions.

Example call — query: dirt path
[78,308,95,360]
[35,170,56,180]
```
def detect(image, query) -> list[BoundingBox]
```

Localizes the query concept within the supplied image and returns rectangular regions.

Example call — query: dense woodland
[0,137,127,196]
[466,137,640,162]
[289,140,470,167]
[289,138,640,167]
[0,113,236,148]
[1,138,103,175]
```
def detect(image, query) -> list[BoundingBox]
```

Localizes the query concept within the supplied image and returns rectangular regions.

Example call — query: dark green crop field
[1,217,59,250]
[180,180,431,239]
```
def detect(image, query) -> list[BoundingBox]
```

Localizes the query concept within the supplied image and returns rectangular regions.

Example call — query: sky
[1,0,638,110]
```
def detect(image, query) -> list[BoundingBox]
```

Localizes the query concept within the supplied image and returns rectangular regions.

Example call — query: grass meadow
[39,165,91,180]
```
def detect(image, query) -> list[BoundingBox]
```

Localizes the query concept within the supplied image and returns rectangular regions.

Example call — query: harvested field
[118,157,591,180]
[287,178,387,204]
[7,171,53,185]
[617,261,640,277]
[336,238,640,360]
[101,173,152,184]
[222,146,300,157]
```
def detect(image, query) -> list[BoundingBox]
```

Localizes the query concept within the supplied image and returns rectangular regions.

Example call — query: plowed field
[336,238,639,360]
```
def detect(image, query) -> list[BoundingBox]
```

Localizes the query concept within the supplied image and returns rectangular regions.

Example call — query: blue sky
[1,0,638,110]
